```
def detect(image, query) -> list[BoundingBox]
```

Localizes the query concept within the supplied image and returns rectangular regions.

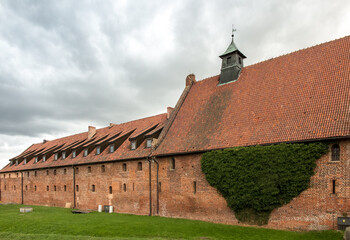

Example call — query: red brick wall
[1,141,349,230]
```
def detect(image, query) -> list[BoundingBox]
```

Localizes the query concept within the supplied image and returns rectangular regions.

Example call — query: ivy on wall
[201,143,329,225]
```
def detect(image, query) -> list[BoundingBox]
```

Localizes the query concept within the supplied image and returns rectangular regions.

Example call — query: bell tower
[219,28,246,85]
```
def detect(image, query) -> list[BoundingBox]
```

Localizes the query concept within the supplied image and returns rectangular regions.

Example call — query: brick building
[1,35,350,230]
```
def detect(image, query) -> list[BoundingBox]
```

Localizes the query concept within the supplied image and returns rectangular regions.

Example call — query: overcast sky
[0,0,349,168]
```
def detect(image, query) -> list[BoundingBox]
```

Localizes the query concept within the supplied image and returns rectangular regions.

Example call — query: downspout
[73,165,76,209]
[148,157,152,216]
[152,157,159,215]
[21,171,23,205]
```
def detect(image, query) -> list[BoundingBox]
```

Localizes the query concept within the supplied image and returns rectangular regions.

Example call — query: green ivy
[201,143,329,225]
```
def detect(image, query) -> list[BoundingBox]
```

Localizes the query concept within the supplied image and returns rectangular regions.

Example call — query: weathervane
[232,24,236,39]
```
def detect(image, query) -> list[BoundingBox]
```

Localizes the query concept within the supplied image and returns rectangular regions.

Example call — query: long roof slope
[155,36,350,156]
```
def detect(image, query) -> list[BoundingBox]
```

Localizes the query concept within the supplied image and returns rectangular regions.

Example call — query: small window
[27,172,29,177]
[131,141,136,150]
[23,158,27,165]
[47,185,49,191]
[123,183,126,192]
[54,185,57,191]
[64,185,67,192]
[83,148,88,157]
[34,171,37,177]
[75,168,79,174]
[101,165,105,173]
[109,186,112,194]
[331,144,340,161]
[25,185,28,191]
[332,180,336,194]
[239,56,242,64]
[42,155,46,162]
[14,185,16,191]
[15,160,18,166]
[76,185,79,192]
[62,151,66,160]
[88,166,91,173]
[54,153,58,161]
[193,181,197,194]
[34,185,37,191]
[64,168,67,175]
[227,56,232,64]
[54,170,56,175]
[72,150,76,158]
[146,139,152,148]
[158,182,161,192]
[170,157,175,170]
[46,170,49,176]
[122,163,127,171]
[16,173,19,177]
[138,162,142,171]
[92,185,95,192]
[35,156,38,163]
[4,185,6,191]
[109,144,115,153]
[96,146,101,155]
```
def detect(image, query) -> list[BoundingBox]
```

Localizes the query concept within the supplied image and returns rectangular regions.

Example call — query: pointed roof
[219,38,246,58]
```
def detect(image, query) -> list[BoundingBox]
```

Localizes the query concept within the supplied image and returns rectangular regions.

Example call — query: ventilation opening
[332,180,336,194]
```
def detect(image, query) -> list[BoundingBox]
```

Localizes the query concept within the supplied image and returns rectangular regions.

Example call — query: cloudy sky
[0,0,349,168]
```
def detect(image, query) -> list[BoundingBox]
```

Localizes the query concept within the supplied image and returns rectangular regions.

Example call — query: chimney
[167,107,174,119]
[185,74,196,86]
[88,126,96,139]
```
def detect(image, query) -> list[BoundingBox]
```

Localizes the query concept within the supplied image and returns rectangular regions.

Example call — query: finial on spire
[231,24,236,39]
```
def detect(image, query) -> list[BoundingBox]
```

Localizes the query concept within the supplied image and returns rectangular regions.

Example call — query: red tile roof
[1,113,167,172]
[155,36,350,156]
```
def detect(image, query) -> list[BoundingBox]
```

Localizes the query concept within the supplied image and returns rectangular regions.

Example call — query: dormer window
[15,160,18,166]
[146,138,152,148]
[42,155,46,162]
[23,158,27,165]
[109,144,115,153]
[62,152,66,160]
[35,157,38,163]
[83,148,88,157]
[96,146,101,155]
[72,150,76,158]
[54,153,58,161]
[239,56,242,64]
[131,141,136,150]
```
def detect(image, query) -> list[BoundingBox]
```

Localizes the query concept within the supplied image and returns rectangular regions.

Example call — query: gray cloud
[0,0,349,167]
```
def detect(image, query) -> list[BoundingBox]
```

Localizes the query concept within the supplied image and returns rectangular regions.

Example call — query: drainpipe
[152,157,159,215]
[73,166,76,209]
[21,171,23,205]
[148,157,152,216]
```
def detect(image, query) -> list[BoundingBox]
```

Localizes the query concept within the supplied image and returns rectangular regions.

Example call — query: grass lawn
[0,204,343,240]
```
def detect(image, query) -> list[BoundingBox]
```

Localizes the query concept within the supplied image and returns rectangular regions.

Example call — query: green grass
[0,204,342,240]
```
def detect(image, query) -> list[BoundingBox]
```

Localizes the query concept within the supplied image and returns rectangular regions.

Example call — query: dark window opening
[64,185,67,192]
[46,170,49,176]
[123,184,126,192]
[27,172,29,177]
[76,185,79,192]
[92,185,95,192]
[64,169,67,175]
[34,185,37,191]
[34,171,37,177]
[25,185,28,191]
[109,186,112,194]
[47,186,49,191]
[123,163,127,171]
[14,185,16,191]
[159,182,161,192]
[170,158,175,170]
[239,56,242,64]
[16,173,18,177]
[4,185,6,191]
[101,165,105,172]
[54,185,56,191]
[194,181,197,194]
[227,56,232,64]
[332,180,336,194]
[54,170,56,175]
[331,144,340,161]
[88,166,91,173]
[76,168,79,174]
[138,162,142,171]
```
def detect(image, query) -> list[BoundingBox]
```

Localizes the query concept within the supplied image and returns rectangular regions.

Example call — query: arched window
[123,184,126,192]
[92,185,95,192]
[54,169,56,175]
[170,157,175,170]
[88,166,91,173]
[123,163,127,171]
[109,186,112,194]
[101,165,105,173]
[47,186,49,191]
[138,162,142,171]
[34,185,37,191]
[331,144,340,161]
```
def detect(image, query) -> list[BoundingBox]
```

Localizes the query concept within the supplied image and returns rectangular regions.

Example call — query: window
[42,155,46,162]
[146,138,152,148]
[4,185,6,191]
[131,141,136,150]
[96,146,101,155]
[54,153,58,161]
[88,166,91,173]
[14,185,16,191]
[92,185,95,192]
[109,186,112,194]
[35,156,38,163]
[122,163,127,171]
[54,185,57,191]
[34,185,37,191]
[15,160,18,166]
[64,185,67,192]
[76,185,79,192]
[75,167,79,174]
[227,56,232,64]
[27,172,29,177]
[101,165,105,173]
[158,182,161,192]
[332,180,336,194]
[16,173,19,177]
[64,168,67,175]
[109,144,115,153]
[62,151,66,160]
[46,170,49,176]
[193,181,197,194]
[54,169,56,175]
[23,158,27,165]
[34,171,37,177]
[25,185,28,191]
[170,157,175,170]
[83,148,88,157]
[47,186,49,191]
[123,184,126,192]
[72,150,76,158]
[239,56,242,64]
[331,144,340,161]
[138,162,142,171]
